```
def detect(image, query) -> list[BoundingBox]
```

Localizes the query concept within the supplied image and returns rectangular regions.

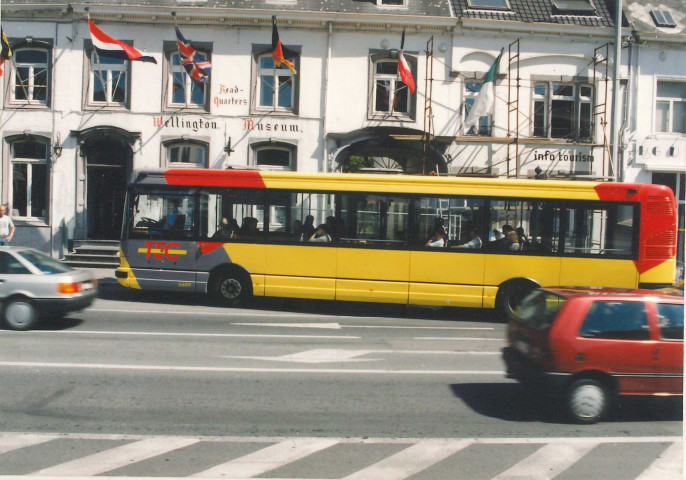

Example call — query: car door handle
[652,346,662,361]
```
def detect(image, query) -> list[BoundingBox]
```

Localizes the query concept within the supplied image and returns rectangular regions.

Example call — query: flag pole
[86,9,111,106]
[390,28,406,116]
[171,12,190,97]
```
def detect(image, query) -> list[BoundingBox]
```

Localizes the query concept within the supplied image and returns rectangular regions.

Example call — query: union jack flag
[175,26,211,85]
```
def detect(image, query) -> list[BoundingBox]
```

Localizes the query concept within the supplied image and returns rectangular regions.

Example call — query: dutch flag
[88,15,157,64]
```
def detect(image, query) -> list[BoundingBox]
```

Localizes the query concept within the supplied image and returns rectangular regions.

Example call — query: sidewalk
[89,268,118,284]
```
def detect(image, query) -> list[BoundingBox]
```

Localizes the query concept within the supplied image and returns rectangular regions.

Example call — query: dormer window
[552,0,596,15]
[467,0,511,10]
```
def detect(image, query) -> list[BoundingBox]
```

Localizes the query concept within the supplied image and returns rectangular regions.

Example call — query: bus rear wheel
[212,271,251,306]
[496,280,536,318]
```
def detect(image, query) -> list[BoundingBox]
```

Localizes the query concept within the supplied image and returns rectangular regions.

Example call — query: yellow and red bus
[116,169,678,315]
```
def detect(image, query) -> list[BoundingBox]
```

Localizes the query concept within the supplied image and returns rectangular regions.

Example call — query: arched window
[9,138,49,219]
[164,139,208,168]
[250,142,296,170]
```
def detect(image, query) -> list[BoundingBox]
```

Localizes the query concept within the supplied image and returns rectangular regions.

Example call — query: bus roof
[129,168,672,202]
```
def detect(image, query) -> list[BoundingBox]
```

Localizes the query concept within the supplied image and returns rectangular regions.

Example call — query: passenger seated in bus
[425,226,446,248]
[516,227,529,250]
[507,230,520,251]
[309,224,332,243]
[493,225,515,250]
[212,218,238,240]
[302,215,315,239]
[489,229,503,242]
[240,217,260,239]
[293,219,304,241]
[456,227,482,249]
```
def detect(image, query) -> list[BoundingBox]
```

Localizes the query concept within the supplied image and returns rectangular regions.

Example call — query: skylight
[552,0,596,15]
[650,9,677,28]
[467,0,511,10]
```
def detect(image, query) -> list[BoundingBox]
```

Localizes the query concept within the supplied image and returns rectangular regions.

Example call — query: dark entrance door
[85,138,130,239]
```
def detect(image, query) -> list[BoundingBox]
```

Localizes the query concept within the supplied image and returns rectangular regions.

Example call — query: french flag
[88,16,157,64]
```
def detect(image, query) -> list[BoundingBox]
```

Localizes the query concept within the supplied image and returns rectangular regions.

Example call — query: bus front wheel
[212,270,251,306]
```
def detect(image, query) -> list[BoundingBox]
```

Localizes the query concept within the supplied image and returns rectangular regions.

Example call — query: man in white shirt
[0,205,15,246]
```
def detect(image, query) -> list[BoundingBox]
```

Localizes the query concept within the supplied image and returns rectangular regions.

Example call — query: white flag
[464,51,502,131]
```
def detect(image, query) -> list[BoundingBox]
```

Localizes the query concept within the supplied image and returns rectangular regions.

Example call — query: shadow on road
[451,382,683,424]
[97,282,504,322]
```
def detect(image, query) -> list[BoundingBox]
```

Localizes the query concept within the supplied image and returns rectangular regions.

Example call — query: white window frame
[164,140,208,168]
[89,51,129,106]
[254,52,297,113]
[250,142,296,171]
[9,138,49,220]
[376,0,407,7]
[655,80,686,135]
[370,54,415,120]
[532,81,593,142]
[10,46,50,106]
[166,48,210,110]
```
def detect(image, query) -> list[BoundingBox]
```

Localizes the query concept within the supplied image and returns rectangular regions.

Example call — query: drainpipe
[610,0,622,181]
[322,21,332,173]
[50,20,58,258]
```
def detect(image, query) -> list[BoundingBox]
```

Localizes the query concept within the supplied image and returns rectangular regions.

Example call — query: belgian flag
[0,28,11,76]
[271,16,296,74]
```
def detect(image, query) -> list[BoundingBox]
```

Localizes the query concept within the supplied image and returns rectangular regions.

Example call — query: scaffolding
[506,39,521,178]
[423,36,435,174]
[592,43,611,178]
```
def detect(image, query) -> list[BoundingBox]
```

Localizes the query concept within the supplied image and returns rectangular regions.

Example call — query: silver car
[0,247,97,330]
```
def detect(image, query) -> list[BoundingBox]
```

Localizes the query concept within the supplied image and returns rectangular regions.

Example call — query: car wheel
[3,298,39,331]
[566,378,608,424]
[212,271,251,306]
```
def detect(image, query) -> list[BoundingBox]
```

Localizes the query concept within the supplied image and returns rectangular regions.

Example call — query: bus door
[263,191,336,300]
[125,191,199,292]
[410,196,485,308]
[558,203,638,287]
[337,193,410,304]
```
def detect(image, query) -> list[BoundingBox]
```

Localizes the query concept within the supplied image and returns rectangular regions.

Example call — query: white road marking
[233,322,342,329]
[0,360,505,376]
[415,336,503,341]
[0,433,58,454]
[342,439,472,480]
[348,325,495,330]
[87,308,307,318]
[223,349,377,364]
[492,441,599,479]
[190,438,338,478]
[635,440,683,480]
[28,437,199,476]
[3,330,358,340]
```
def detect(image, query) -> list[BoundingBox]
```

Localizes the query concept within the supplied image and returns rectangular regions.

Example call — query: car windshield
[19,250,72,274]
[513,290,566,330]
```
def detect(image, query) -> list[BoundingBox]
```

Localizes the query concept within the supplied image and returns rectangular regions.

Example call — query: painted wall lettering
[242,118,301,132]
[152,116,219,132]
[214,84,248,107]
[533,150,594,162]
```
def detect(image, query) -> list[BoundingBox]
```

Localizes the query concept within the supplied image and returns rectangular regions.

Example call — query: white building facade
[0,0,682,268]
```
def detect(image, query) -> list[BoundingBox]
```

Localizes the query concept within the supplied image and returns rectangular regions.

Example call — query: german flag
[0,28,12,76]
[271,17,296,74]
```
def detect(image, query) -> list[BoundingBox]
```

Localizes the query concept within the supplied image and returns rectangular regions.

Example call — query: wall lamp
[52,133,62,158]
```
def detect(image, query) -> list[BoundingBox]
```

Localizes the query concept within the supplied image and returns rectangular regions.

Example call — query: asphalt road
[0,282,681,479]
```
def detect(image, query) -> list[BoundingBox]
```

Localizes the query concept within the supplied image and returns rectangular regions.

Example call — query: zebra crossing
[0,432,681,479]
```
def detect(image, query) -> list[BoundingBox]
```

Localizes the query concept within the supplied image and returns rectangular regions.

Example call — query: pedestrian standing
[0,205,15,246]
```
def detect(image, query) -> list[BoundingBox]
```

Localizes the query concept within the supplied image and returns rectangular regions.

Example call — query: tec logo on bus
[139,241,188,261]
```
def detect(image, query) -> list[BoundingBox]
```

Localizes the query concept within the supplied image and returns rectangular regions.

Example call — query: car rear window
[579,300,649,340]
[20,250,72,274]
[657,303,684,340]
[513,290,566,330]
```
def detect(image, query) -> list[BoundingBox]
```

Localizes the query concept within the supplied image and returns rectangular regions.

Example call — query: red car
[503,287,683,423]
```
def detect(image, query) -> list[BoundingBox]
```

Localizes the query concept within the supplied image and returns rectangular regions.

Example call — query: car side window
[656,303,684,341]
[0,252,30,274]
[579,301,650,340]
